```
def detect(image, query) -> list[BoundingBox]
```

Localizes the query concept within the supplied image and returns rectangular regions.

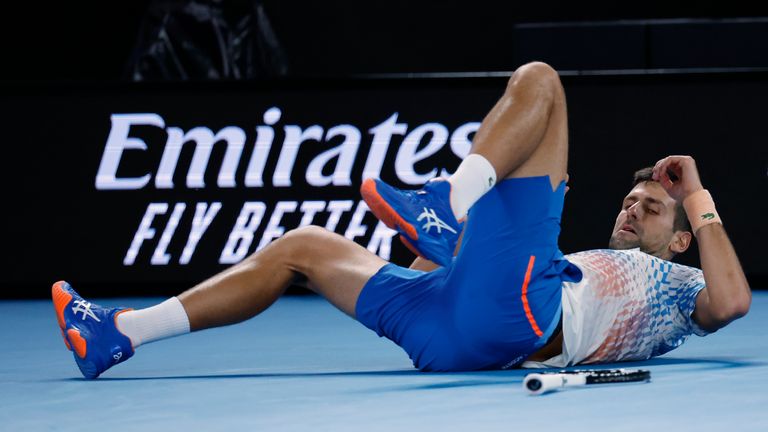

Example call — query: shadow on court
[52,356,763,387]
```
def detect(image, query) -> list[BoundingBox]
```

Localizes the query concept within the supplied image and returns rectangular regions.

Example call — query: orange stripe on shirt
[521,255,543,337]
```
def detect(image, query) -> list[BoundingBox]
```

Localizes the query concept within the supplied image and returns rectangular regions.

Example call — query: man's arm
[653,155,751,332]
[691,223,751,331]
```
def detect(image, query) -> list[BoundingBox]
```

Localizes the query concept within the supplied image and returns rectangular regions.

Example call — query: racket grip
[523,373,587,395]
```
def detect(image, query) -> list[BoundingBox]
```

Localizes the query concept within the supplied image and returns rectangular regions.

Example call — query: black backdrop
[2,71,766,298]
[3,2,768,81]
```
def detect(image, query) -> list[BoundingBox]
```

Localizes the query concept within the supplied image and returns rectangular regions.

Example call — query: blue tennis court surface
[2,291,767,431]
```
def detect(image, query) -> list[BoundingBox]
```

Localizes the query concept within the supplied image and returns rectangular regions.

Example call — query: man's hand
[651,155,704,202]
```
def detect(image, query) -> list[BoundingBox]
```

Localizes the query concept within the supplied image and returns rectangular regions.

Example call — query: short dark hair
[633,167,692,233]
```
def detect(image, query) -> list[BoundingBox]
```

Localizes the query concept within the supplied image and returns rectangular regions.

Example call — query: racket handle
[523,373,587,395]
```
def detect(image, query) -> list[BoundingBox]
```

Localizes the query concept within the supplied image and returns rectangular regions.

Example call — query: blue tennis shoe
[361,178,463,266]
[52,281,134,379]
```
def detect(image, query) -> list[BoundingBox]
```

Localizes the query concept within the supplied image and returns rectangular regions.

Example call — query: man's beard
[608,233,640,250]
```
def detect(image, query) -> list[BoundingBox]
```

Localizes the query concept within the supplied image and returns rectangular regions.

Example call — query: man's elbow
[730,295,751,320]
[733,283,752,318]
[716,305,750,325]
[712,290,752,325]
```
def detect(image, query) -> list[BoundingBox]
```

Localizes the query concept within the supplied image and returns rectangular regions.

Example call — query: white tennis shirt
[522,248,709,368]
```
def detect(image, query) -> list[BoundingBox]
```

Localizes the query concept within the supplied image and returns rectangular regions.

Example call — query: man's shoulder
[565,248,704,278]
[565,248,644,260]
[567,248,699,266]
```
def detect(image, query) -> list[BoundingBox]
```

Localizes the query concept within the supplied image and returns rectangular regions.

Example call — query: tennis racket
[523,368,651,395]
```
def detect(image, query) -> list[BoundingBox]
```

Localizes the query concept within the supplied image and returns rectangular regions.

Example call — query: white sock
[447,154,497,220]
[116,297,191,349]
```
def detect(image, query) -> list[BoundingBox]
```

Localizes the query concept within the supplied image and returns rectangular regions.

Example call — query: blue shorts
[355,176,582,371]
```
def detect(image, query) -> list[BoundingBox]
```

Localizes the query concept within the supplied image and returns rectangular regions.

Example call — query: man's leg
[53,226,387,378]
[177,225,387,330]
[361,61,568,265]
[468,61,568,188]
[431,63,572,369]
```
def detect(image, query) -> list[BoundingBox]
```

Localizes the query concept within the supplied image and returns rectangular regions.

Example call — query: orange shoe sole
[360,179,419,241]
[52,281,87,358]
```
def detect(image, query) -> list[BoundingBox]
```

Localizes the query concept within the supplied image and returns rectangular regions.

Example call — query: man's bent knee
[507,61,562,99]
[283,225,332,241]
[512,61,561,84]
[241,225,331,265]
[279,225,334,255]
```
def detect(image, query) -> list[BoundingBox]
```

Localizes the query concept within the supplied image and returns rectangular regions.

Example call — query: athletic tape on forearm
[683,189,722,234]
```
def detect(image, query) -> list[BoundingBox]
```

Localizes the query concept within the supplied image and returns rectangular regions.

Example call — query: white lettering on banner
[449,122,479,160]
[298,201,326,226]
[97,114,164,190]
[156,126,246,189]
[367,220,397,259]
[306,125,361,187]
[151,203,186,265]
[257,201,298,251]
[104,107,479,267]
[325,200,354,231]
[97,108,480,190]
[124,203,168,265]
[180,202,222,265]
[445,122,480,177]
[125,200,397,265]
[244,107,281,187]
[363,112,408,182]
[396,123,449,185]
[220,202,267,264]
[344,201,370,241]
[273,125,324,187]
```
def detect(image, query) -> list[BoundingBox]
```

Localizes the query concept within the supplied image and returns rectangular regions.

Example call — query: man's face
[609,181,679,260]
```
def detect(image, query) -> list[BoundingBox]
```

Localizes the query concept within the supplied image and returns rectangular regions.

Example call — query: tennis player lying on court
[52,61,751,378]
